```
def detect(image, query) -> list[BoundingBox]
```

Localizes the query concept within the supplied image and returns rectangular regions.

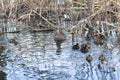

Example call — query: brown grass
[0,0,120,31]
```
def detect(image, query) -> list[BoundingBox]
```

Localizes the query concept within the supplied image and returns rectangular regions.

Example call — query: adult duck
[54,27,66,52]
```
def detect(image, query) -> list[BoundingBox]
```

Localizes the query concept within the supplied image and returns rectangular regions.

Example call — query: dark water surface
[0,26,120,80]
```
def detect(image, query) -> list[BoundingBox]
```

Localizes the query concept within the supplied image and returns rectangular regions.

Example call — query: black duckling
[99,54,105,62]
[9,37,18,45]
[54,27,66,52]
[86,55,93,63]
[80,43,90,53]
[72,43,80,50]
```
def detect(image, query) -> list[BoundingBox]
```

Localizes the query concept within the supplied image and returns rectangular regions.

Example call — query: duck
[80,42,90,53]
[9,37,18,45]
[85,34,91,41]
[98,34,105,40]
[94,34,105,45]
[86,54,93,63]
[92,31,99,37]
[99,54,105,62]
[54,27,66,52]
[94,38,105,45]
[72,43,80,50]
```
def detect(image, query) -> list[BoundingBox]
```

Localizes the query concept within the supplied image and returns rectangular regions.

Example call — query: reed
[0,0,120,32]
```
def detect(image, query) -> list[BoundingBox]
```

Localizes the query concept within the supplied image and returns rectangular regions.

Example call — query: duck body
[86,55,93,63]
[94,39,104,45]
[72,43,80,50]
[80,43,90,53]
[9,37,18,45]
[99,54,105,62]
[94,34,106,45]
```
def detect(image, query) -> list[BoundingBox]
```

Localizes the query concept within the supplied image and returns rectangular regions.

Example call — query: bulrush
[86,54,93,63]
[72,43,80,50]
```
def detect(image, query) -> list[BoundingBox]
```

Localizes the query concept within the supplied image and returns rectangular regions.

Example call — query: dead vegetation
[0,0,120,33]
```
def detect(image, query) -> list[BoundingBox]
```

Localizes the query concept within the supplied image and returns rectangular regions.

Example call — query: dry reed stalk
[0,0,120,33]
[32,10,55,28]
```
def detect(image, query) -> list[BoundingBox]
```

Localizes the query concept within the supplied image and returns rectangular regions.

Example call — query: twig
[32,10,55,28]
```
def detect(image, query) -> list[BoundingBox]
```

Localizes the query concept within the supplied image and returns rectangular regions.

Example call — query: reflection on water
[0,71,7,80]
[0,29,120,80]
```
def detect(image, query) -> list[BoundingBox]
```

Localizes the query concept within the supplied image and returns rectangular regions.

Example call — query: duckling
[80,42,90,53]
[72,43,80,50]
[94,38,105,45]
[98,34,105,40]
[99,54,105,62]
[85,42,90,49]
[99,39,105,45]
[94,34,105,45]
[85,34,91,41]
[86,54,93,63]
[92,31,99,37]
[9,37,18,45]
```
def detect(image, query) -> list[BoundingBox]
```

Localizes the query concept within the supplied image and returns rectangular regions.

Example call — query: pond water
[0,24,120,80]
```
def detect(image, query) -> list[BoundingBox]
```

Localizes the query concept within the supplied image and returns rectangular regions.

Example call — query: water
[0,25,120,80]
